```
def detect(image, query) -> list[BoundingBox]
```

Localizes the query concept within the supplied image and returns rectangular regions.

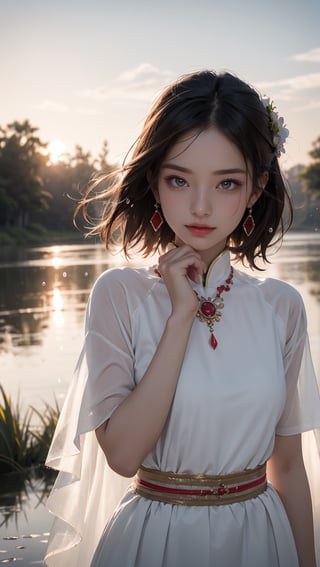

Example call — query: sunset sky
[1,0,320,169]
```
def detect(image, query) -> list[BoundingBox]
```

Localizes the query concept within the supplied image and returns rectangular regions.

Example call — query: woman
[45,70,320,567]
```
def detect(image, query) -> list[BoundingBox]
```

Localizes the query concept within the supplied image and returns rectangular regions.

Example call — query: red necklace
[194,267,234,350]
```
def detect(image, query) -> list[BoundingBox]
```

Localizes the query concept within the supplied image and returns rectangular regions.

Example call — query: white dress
[45,251,320,567]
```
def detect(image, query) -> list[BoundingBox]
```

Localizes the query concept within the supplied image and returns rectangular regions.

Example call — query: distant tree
[299,137,320,198]
[285,165,311,228]
[69,145,96,192]
[0,120,50,227]
[286,165,305,202]
[0,125,117,236]
[34,141,116,233]
[36,161,76,231]
[96,140,116,174]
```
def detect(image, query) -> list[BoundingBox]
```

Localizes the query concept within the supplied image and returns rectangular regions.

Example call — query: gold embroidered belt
[134,463,267,506]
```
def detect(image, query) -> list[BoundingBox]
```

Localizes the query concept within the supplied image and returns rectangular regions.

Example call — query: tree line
[0,120,319,243]
[0,120,115,242]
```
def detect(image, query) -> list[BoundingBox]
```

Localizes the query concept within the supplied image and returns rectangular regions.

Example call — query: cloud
[291,47,320,63]
[37,100,68,112]
[78,64,320,111]
[116,63,175,92]
[293,99,320,112]
[256,72,320,100]
[75,107,100,116]
[79,63,175,103]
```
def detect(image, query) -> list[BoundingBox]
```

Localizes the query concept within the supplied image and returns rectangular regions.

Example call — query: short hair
[77,70,292,268]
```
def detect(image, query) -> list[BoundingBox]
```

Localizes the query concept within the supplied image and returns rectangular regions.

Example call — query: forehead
[163,128,247,171]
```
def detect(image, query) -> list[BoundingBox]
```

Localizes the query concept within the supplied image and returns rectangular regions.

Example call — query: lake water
[0,234,319,565]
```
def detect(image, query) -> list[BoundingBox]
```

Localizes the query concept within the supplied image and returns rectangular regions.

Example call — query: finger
[160,244,201,265]
[187,265,203,284]
[159,250,205,282]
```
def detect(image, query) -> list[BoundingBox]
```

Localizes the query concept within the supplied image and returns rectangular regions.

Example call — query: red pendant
[194,266,234,351]
[200,301,216,317]
[150,210,163,231]
[210,334,218,350]
[243,214,255,237]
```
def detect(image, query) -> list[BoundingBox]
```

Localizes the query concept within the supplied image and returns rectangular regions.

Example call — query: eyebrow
[161,163,246,175]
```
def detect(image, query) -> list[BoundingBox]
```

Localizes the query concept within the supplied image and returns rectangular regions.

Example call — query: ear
[147,170,159,202]
[247,171,269,208]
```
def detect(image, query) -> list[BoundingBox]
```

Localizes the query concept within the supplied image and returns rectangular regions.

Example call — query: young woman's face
[155,127,263,265]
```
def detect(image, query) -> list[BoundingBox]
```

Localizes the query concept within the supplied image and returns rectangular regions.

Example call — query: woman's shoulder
[85,264,162,321]
[95,263,157,286]
[90,263,160,304]
[236,267,305,319]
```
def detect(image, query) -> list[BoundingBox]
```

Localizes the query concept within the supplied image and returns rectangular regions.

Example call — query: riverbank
[0,216,318,248]
[0,226,86,246]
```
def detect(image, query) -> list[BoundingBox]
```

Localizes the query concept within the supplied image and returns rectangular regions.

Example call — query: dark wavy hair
[76,70,292,268]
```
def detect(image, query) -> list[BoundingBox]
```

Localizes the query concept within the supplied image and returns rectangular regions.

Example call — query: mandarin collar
[197,250,231,290]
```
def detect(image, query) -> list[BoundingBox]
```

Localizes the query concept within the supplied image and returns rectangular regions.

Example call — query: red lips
[185,224,215,236]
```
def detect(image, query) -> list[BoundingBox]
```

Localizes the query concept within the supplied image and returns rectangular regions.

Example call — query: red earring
[150,203,164,232]
[242,208,255,237]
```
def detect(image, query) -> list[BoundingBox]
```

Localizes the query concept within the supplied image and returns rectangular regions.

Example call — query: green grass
[0,385,60,474]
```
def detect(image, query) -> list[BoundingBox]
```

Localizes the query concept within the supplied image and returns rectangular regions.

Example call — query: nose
[191,187,212,217]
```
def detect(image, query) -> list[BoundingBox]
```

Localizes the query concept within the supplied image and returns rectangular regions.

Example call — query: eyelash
[165,175,188,188]
[164,176,242,191]
[218,179,242,191]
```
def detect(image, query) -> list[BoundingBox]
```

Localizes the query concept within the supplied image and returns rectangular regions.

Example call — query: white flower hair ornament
[261,97,289,158]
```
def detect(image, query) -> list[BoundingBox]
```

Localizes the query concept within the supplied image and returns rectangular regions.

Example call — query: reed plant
[0,385,60,474]
[30,400,60,464]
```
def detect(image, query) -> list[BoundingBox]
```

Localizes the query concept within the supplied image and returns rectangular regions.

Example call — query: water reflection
[0,468,55,529]
[0,237,319,352]
[0,469,55,565]
[0,244,144,416]
[0,243,152,355]
[0,244,115,354]
[269,234,319,288]
[0,235,319,412]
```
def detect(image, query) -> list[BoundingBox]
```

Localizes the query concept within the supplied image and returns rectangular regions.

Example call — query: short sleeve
[276,290,320,436]
[79,268,136,432]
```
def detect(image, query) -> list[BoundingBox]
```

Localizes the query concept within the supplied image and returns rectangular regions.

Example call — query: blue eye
[166,176,188,188]
[218,179,241,191]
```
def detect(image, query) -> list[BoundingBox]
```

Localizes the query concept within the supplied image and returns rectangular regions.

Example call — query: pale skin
[268,435,316,567]
[96,127,316,566]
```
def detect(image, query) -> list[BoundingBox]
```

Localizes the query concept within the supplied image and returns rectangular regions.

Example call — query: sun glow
[52,287,64,327]
[48,140,67,164]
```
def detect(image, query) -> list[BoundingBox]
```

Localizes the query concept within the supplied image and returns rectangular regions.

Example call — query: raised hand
[157,245,206,321]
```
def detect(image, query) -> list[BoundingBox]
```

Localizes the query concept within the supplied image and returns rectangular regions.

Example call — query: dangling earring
[150,202,164,232]
[242,207,255,237]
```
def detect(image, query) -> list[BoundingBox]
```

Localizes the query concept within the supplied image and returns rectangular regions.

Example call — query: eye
[165,175,188,188]
[217,179,241,191]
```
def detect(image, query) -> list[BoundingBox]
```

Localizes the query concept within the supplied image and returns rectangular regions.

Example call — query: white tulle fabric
[44,252,320,566]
